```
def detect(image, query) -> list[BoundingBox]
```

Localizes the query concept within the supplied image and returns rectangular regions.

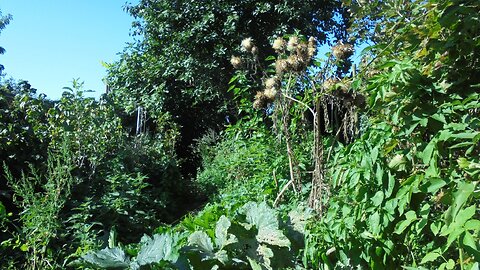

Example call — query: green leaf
[371,191,384,207]
[465,219,480,231]
[256,227,291,248]
[421,139,437,164]
[388,154,407,171]
[135,233,179,266]
[446,259,455,269]
[430,221,441,236]
[420,249,442,264]
[188,231,214,253]
[215,215,237,249]
[462,231,477,250]
[81,247,130,269]
[421,178,447,194]
[394,211,417,234]
[247,256,263,270]
[369,211,381,235]
[445,182,475,224]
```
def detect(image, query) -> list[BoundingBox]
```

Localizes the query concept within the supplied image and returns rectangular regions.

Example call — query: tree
[105,0,349,177]
[0,10,12,75]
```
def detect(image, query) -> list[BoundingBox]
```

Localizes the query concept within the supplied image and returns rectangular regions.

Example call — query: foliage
[304,0,480,269]
[2,143,76,269]
[74,201,311,270]
[105,0,348,179]
[0,10,12,74]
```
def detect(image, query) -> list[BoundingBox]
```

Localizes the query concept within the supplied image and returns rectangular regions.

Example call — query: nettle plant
[229,35,364,213]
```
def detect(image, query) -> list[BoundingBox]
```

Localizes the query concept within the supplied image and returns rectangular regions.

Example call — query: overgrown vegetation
[1,0,479,269]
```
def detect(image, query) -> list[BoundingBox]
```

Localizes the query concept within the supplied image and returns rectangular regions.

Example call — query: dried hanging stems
[231,36,360,214]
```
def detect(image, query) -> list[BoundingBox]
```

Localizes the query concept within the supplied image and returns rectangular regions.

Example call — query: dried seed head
[287,54,304,72]
[287,36,299,52]
[253,91,268,109]
[272,37,286,53]
[265,76,280,89]
[241,37,254,52]
[307,37,317,59]
[251,46,258,55]
[230,56,243,69]
[323,78,340,91]
[332,42,354,60]
[296,43,309,61]
[275,59,289,76]
[264,87,277,101]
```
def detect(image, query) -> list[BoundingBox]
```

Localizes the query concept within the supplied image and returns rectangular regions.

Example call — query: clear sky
[0,1,138,100]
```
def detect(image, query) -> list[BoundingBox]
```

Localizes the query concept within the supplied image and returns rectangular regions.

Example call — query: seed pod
[264,87,277,101]
[230,56,242,69]
[275,59,289,76]
[287,55,304,72]
[253,91,268,109]
[287,36,299,52]
[272,37,286,53]
[265,76,280,89]
[323,78,340,91]
[332,42,354,60]
[241,37,254,52]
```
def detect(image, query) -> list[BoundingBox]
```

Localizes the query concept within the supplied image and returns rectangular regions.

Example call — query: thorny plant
[231,35,363,214]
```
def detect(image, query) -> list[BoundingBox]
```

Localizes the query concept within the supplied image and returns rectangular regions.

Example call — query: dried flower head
[323,78,340,91]
[253,91,268,109]
[230,56,242,69]
[287,55,304,72]
[265,76,280,89]
[307,37,317,59]
[264,87,277,101]
[241,37,254,52]
[275,59,289,76]
[251,46,258,55]
[287,36,299,52]
[296,43,309,61]
[272,37,286,53]
[332,42,354,60]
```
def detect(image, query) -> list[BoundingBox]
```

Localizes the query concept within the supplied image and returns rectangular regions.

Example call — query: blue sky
[0,1,138,99]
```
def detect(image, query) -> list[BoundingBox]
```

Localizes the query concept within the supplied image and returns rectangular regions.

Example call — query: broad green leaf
[256,227,291,248]
[188,231,214,253]
[465,219,480,231]
[445,182,475,224]
[421,178,447,194]
[81,247,130,269]
[388,154,406,171]
[243,202,278,230]
[430,221,441,236]
[215,215,237,249]
[462,231,477,250]
[420,249,442,264]
[288,206,313,234]
[371,191,384,207]
[247,256,263,270]
[394,211,417,234]
[257,245,274,267]
[369,211,381,235]
[421,139,437,165]
[135,233,179,266]
[446,259,455,269]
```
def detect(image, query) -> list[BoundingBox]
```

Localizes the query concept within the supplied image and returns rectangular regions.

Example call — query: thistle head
[241,37,254,52]
[332,42,354,60]
[272,37,286,53]
[287,36,299,52]
[230,56,243,69]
